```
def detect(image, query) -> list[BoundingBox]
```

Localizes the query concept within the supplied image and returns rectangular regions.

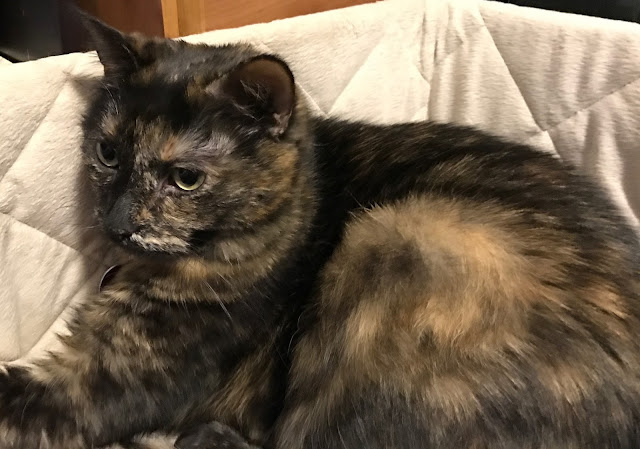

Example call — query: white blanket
[1,0,640,361]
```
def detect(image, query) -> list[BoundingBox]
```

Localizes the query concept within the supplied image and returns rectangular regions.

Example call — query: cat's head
[80,16,313,261]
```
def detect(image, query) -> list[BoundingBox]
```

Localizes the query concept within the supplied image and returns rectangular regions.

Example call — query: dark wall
[502,0,640,22]
[0,0,64,61]
[0,0,163,63]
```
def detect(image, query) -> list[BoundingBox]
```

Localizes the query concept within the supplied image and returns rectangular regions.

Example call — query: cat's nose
[104,192,138,240]
[109,220,138,239]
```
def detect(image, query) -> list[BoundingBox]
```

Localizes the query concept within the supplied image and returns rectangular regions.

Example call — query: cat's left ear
[70,6,170,80]
[217,55,296,138]
[70,7,139,79]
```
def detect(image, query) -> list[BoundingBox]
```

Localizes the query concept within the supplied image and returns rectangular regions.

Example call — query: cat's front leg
[0,363,85,449]
[0,295,202,449]
[175,422,260,449]
[0,350,181,449]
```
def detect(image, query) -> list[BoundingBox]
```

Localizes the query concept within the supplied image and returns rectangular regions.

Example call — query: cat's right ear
[213,55,296,138]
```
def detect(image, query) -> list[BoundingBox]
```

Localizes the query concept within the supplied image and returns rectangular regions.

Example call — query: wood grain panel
[183,0,375,35]
[74,0,165,36]
[160,0,180,37]
[75,0,375,39]
[176,0,206,36]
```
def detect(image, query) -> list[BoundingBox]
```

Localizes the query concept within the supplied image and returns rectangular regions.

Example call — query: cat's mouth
[104,225,224,257]
[108,226,253,259]
[110,231,192,256]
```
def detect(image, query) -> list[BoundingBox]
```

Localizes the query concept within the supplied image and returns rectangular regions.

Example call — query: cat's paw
[0,364,12,410]
[0,364,7,389]
[175,422,258,449]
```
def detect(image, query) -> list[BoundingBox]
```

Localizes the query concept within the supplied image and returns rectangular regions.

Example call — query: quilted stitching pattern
[1,0,640,361]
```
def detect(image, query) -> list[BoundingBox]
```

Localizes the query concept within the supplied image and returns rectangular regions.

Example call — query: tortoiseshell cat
[2,12,640,449]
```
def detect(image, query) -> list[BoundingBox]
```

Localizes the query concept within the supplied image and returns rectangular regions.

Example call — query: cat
[2,10,640,449]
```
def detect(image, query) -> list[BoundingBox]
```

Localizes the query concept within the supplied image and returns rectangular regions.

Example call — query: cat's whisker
[204,281,233,323]
[215,272,234,290]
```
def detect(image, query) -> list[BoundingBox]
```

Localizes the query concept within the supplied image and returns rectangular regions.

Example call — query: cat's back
[279,118,640,448]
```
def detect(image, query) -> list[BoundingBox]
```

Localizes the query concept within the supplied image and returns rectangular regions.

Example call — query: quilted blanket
[1,0,640,362]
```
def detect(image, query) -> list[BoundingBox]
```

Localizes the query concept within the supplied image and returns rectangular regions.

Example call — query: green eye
[96,142,118,168]
[171,168,205,191]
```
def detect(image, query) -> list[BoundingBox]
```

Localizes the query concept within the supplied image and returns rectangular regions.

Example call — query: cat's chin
[188,229,220,250]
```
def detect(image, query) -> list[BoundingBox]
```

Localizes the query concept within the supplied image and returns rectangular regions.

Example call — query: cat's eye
[171,168,205,191]
[96,142,118,168]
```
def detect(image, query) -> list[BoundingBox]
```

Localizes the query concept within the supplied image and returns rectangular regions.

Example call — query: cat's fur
[2,12,640,449]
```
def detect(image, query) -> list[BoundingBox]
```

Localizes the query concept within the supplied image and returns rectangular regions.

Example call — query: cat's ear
[73,10,141,79]
[71,6,172,80]
[219,56,296,138]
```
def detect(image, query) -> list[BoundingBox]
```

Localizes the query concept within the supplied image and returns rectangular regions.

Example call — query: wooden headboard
[76,0,376,38]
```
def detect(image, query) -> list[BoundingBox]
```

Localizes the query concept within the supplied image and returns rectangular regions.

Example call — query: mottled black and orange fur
[1,11,640,449]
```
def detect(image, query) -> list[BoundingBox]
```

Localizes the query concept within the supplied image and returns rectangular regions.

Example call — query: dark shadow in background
[0,0,163,63]
[0,0,89,62]
[501,0,640,23]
